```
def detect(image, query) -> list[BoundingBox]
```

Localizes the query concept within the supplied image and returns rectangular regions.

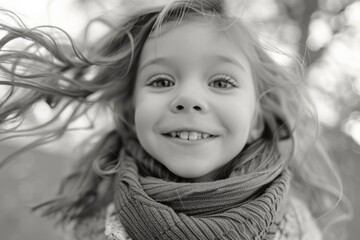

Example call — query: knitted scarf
[113,140,292,240]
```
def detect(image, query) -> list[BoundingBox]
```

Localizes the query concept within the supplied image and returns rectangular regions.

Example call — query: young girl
[0,0,351,239]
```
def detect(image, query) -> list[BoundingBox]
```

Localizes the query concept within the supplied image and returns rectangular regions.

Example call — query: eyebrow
[138,57,172,72]
[138,55,246,72]
[211,55,246,71]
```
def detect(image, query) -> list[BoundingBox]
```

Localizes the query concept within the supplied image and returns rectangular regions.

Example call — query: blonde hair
[0,0,351,237]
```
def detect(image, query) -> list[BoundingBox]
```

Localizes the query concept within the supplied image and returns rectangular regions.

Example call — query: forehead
[139,17,250,68]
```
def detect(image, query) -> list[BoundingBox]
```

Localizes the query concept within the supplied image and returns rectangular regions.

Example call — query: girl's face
[133,19,258,181]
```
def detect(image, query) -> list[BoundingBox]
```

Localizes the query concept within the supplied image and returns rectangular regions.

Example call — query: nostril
[176,105,184,110]
[193,106,201,111]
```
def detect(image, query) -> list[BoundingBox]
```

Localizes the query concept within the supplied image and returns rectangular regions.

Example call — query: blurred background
[0,0,359,239]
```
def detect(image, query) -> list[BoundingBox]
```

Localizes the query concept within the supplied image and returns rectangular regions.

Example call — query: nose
[170,94,209,113]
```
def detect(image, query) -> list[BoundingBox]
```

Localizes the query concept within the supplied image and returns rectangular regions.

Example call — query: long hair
[0,0,351,237]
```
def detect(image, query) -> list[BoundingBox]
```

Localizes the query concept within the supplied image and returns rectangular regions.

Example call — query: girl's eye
[209,74,238,89]
[146,74,175,88]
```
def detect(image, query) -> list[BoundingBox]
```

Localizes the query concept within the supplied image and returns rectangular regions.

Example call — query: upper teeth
[168,131,211,141]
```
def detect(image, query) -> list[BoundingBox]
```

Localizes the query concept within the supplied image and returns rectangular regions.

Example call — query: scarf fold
[113,140,292,240]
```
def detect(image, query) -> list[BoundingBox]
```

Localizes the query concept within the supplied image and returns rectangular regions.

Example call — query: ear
[247,106,264,143]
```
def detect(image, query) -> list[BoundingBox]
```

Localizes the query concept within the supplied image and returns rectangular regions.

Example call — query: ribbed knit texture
[113,140,292,240]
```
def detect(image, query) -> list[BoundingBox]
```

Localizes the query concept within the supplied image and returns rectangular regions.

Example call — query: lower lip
[162,135,217,145]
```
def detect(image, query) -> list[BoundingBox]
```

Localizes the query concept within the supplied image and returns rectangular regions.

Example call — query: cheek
[218,100,256,139]
[133,89,150,131]
[134,103,152,137]
[133,95,165,138]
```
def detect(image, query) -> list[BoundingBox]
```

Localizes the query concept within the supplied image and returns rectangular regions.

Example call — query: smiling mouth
[163,131,215,141]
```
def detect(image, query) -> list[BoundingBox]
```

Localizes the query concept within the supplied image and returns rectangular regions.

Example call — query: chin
[171,167,218,182]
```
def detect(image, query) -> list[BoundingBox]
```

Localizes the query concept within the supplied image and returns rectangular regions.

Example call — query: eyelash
[209,74,238,88]
[146,74,174,88]
[146,74,238,89]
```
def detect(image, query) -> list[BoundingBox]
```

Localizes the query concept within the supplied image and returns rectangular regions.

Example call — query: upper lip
[161,127,216,136]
